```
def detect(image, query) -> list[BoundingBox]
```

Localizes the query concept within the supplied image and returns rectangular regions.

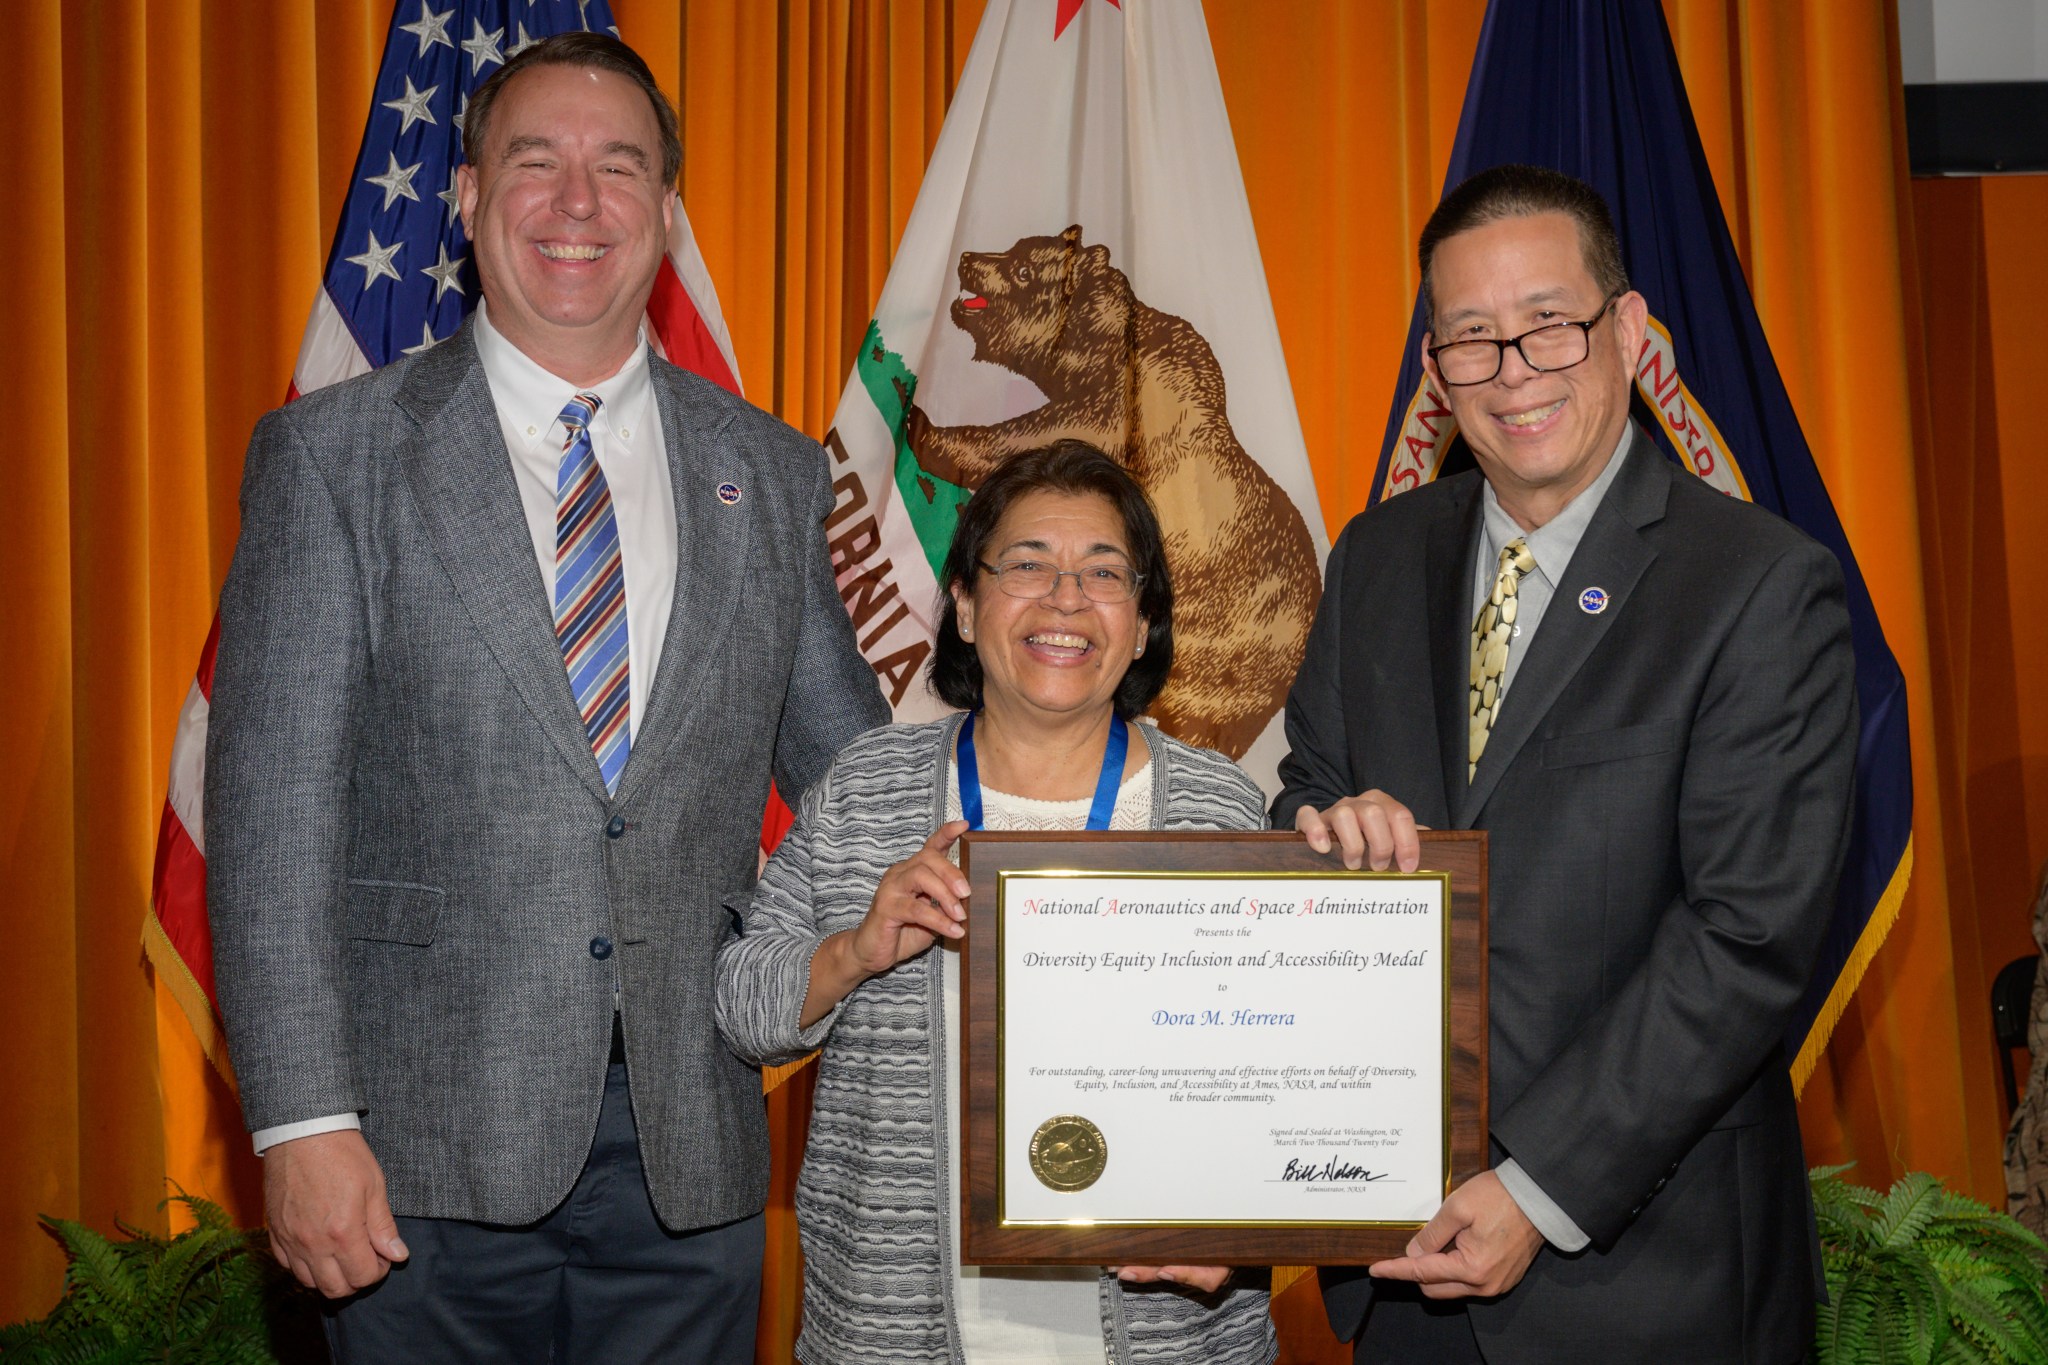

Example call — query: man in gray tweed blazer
[205,34,886,1362]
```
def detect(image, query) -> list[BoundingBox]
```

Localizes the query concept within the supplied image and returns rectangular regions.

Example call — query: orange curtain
[3,2,2035,1357]
[1907,171,2048,1145]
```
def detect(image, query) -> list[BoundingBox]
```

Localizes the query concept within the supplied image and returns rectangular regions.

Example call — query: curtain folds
[2,4,2032,1355]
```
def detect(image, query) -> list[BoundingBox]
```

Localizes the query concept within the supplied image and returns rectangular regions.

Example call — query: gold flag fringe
[763,1051,819,1095]
[1791,837,1914,1096]
[142,908,240,1092]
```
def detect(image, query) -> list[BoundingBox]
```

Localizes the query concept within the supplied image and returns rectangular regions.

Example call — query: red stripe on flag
[151,801,218,1011]
[194,612,221,699]
[648,258,741,397]
[760,785,795,856]
[648,255,780,857]
[151,611,225,1045]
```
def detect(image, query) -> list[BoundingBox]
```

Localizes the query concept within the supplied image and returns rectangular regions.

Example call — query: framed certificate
[958,830,1487,1265]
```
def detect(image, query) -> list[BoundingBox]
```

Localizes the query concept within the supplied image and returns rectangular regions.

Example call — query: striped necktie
[553,392,631,794]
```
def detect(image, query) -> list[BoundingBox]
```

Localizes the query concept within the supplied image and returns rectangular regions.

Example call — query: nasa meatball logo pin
[1578,586,1610,615]
[716,482,743,505]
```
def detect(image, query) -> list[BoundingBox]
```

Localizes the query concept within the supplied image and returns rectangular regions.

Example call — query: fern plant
[1811,1164,2048,1365]
[0,1193,323,1364]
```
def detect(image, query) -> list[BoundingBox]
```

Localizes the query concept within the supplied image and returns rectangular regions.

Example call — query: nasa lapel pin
[716,481,743,505]
[1578,586,1611,615]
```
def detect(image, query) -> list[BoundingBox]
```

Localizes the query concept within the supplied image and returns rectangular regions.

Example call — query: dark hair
[928,442,1174,719]
[1418,164,1629,329]
[463,32,683,190]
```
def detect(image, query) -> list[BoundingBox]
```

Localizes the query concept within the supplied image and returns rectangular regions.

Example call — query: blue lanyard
[956,712,1129,832]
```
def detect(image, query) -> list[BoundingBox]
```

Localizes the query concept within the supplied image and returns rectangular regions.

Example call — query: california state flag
[822,0,1325,791]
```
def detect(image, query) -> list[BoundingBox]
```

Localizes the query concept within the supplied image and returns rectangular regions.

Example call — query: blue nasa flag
[1370,0,1912,1088]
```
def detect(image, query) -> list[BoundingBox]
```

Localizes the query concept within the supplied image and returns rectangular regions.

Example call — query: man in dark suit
[206,34,887,1362]
[1276,164,1856,1363]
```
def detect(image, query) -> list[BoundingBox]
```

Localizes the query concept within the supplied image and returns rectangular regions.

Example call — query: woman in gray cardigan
[716,443,1277,1364]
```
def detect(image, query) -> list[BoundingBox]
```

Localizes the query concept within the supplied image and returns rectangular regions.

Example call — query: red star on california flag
[1055,0,1121,40]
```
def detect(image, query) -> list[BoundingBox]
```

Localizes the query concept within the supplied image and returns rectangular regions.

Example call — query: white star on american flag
[508,22,540,58]
[398,2,455,57]
[421,241,468,301]
[364,153,424,211]
[402,322,444,356]
[380,76,439,133]
[462,19,506,75]
[437,180,462,217]
[345,232,404,291]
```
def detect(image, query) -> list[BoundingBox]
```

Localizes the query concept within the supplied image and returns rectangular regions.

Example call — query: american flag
[143,0,751,1085]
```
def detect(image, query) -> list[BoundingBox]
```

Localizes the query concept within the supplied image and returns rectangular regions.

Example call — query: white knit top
[940,761,1152,1363]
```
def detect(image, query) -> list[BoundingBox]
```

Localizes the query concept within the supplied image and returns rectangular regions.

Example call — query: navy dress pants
[324,1061,764,1364]
[1352,1286,1485,1365]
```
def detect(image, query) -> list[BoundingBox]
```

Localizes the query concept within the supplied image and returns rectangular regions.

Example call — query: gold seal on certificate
[1028,1115,1108,1191]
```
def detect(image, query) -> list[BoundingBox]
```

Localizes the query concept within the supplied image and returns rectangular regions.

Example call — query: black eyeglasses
[977,558,1144,603]
[1427,291,1622,386]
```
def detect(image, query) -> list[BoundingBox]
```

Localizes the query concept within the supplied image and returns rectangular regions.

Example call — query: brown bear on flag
[906,226,1320,761]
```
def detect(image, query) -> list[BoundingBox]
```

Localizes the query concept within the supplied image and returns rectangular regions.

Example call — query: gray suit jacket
[206,320,889,1231]
[1276,430,1856,1363]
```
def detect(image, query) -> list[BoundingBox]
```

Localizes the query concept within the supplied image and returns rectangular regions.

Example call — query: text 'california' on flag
[1370,0,1913,1091]
[820,0,1325,793]
[143,0,744,1085]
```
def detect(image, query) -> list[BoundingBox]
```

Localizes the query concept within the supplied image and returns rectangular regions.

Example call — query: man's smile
[1493,397,1566,429]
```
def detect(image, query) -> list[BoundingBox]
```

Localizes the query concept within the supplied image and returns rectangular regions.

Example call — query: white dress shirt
[477,300,677,740]
[1468,427,1631,708]
[253,305,679,1155]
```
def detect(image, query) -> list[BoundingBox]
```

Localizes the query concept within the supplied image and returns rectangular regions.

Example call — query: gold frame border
[992,867,1454,1231]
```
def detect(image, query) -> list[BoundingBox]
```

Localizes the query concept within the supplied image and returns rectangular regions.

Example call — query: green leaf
[1812,1167,2048,1365]
[6,1201,315,1365]
[1876,1173,1946,1251]
[40,1218,142,1322]
[1812,1165,1885,1214]
[148,1224,232,1298]
[1934,1329,1995,1365]
[1945,1275,2031,1361]
[1884,1247,1949,1363]
[1820,1274,1883,1365]
[2001,1285,2048,1351]
[163,1192,235,1234]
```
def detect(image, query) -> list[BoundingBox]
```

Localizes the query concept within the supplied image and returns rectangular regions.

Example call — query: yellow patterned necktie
[1469,538,1535,780]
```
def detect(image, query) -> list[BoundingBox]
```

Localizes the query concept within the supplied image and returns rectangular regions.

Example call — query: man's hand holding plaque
[1294,789,1427,873]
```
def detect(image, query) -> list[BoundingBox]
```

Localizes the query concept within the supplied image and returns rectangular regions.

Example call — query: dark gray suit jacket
[206,321,888,1231]
[1276,430,1855,1363]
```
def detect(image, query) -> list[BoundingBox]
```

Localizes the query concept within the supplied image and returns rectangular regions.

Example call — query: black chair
[1993,954,2040,1112]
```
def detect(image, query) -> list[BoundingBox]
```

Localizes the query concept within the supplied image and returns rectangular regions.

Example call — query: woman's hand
[846,819,972,975]
[1111,1265,1232,1294]
[800,821,970,1027]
